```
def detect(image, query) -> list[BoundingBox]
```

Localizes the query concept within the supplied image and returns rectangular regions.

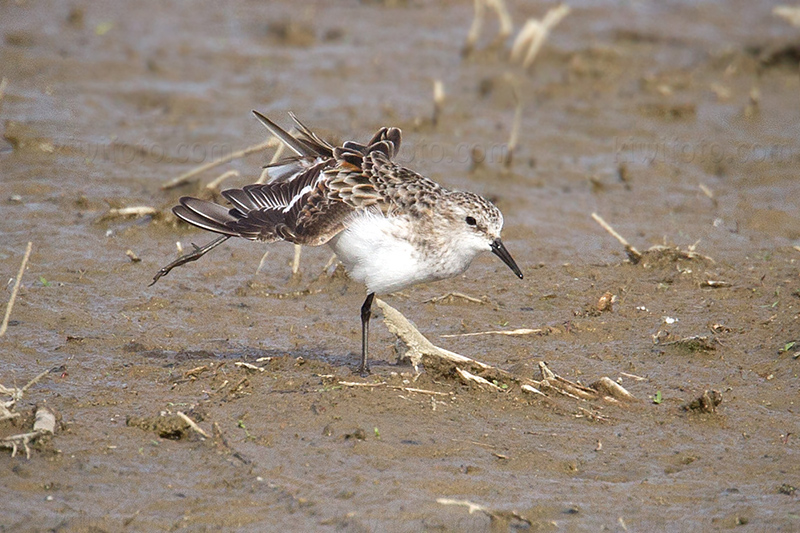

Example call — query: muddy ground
[2,0,799,531]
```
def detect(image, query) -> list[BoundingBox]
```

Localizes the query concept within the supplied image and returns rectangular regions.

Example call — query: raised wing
[173,112,442,246]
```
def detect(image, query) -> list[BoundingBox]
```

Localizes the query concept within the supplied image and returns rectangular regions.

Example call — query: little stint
[161,111,523,374]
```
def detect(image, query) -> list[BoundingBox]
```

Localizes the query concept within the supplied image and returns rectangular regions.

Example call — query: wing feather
[173,112,439,247]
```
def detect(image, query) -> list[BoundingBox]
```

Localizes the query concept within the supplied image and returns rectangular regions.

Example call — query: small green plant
[39,276,51,287]
[237,419,254,440]
[374,427,380,438]
[652,391,663,404]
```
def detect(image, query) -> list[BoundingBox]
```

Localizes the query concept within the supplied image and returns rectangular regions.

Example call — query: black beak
[490,238,523,279]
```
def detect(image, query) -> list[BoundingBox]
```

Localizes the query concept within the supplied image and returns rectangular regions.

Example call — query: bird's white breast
[329,212,472,294]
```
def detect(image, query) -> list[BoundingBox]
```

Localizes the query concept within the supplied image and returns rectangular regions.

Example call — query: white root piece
[375,298,493,371]
[591,377,635,402]
[441,328,543,338]
[234,362,266,373]
[521,383,546,396]
[620,372,647,382]
[432,79,445,126]
[176,411,210,438]
[437,498,531,527]
[291,244,302,276]
[510,4,571,69]
[162,137,278,190]
[591,212,643,264]
[774,5,800,27]
[33,407,56,433]
[1,369,59,457]
[2,406,56,459]
[125,249,141,262]
[0,241,32,337]
[438,498,491,515]
[376,298,633,405]
[104,206,158,219]
[255,250,270,275]
[456,368,504,391]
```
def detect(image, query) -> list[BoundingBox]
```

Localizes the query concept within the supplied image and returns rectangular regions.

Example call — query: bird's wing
[174,113,441,246]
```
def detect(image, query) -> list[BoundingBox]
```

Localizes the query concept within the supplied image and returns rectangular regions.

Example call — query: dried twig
[503,75,523,169]
[1,241,32,337]
[1,367,54,423]
[463,0,513,56]
[1,369,57,458]
[339,381,386,388]
[620,372,647,382]
[176,411,210,438]
[255,250,270,275]
[394,387,450,396]
[161,138,277,190]
[0,77,8,109]
[591,213,642,263]
[510,4,571,69]
[424,292,485,304]
[255,142,285,185]
[205,169,240,191]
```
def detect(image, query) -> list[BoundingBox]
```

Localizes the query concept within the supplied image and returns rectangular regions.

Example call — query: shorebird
[162,111,523,374]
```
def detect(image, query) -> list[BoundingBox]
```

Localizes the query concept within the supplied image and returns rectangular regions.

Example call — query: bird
[168,110,523,374]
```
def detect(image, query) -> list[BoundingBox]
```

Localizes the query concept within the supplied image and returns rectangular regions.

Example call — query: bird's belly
[329,218,456,294]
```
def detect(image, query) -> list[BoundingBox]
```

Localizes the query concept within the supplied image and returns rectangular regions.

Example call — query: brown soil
[2,1,799,531]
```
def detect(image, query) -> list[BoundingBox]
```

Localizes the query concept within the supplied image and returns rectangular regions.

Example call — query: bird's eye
[465,216,477,226]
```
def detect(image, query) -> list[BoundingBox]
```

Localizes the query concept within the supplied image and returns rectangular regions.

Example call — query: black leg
[359,292,375,375]
[149,235,231,286]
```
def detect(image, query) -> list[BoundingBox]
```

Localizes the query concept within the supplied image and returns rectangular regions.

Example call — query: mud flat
[2,1,799,530]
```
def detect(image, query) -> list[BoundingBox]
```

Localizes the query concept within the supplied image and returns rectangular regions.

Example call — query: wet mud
[2,1,799,531]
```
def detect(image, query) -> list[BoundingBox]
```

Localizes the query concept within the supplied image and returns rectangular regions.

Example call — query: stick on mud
[161,138,277,190]
[591,213,643,264]
[206,169,240,191]
[0,241,32,338]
